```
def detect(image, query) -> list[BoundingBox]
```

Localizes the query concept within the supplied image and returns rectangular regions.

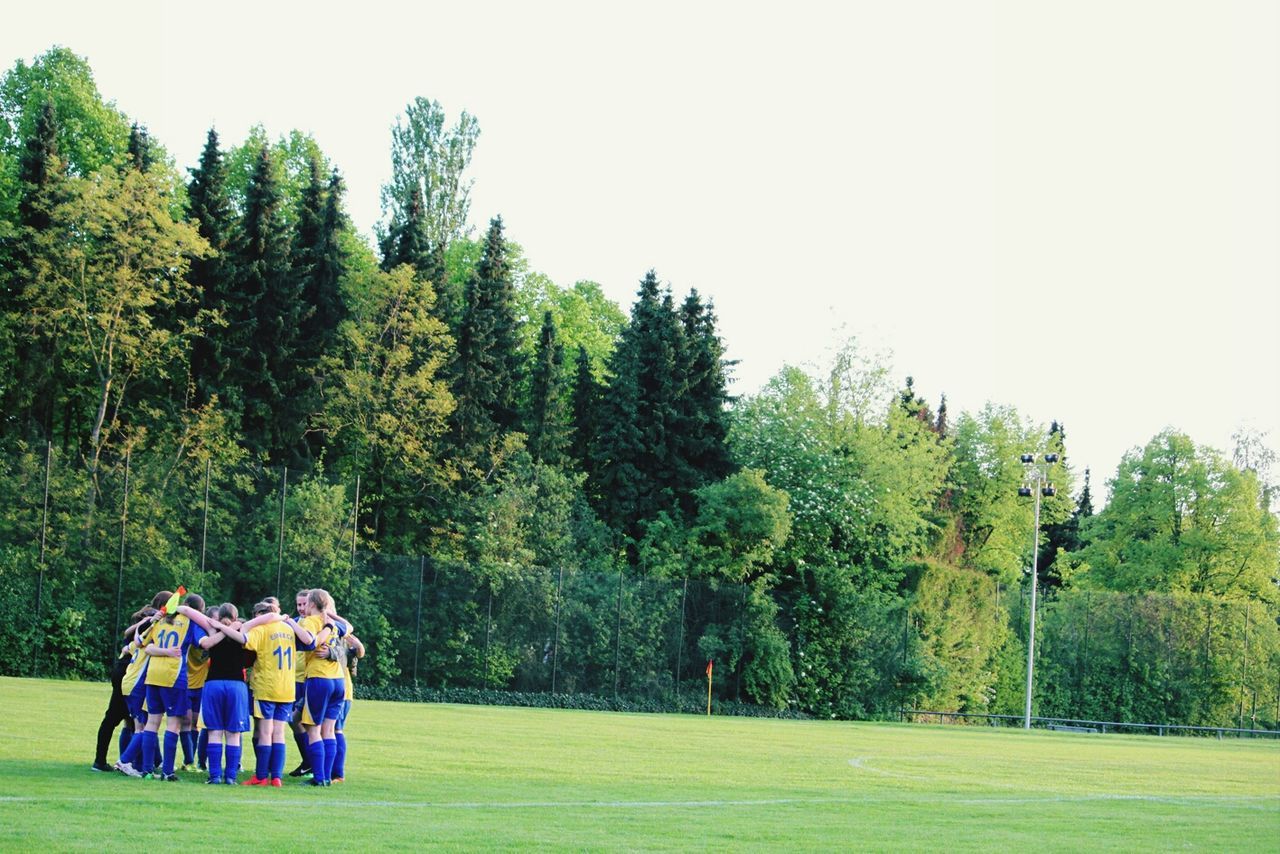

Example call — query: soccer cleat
[306,778,325,787]
[118,762,143,778]
[91,762,112,772]
[331,777,344,784]
[242,776,268,786]
[141,772,155,780]
[270,778,282,788]
[163,774,179,782]
[205,778,221,785]
[289,763,311,778]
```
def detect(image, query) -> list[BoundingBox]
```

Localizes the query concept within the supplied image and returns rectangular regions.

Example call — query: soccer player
[183,614,212,771]
[198,603,253,784]
[137,592,206,780]
[243,602,314,787]
[331,632,364,783]
[114,604,164,776]
[287,588,311,777]
[300,588,346,786]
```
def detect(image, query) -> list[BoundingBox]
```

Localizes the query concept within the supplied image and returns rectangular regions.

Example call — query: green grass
[1,677,1276,851]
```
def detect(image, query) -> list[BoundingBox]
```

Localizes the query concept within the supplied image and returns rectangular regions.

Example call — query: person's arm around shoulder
[346,634,366,659]
[283,614,315,647]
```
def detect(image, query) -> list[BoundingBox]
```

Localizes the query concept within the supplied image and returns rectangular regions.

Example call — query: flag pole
[705,660,713,716]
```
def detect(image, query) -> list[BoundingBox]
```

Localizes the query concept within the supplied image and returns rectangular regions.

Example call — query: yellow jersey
[343,650,354,701]
[244,622,299,703]
[144,614,201,687]
[187,644,210,690]
[301,615,342,680]
[121,640,148,696]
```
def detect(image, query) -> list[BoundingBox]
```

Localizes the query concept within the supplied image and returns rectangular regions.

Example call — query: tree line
[0,48,1276,724]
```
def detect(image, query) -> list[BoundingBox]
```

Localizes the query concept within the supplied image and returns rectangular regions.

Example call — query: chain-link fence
[1,443,1276,728]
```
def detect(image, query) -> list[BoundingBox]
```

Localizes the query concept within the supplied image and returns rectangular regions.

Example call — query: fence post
[33,440,52,677]
[484,585,493,689]
[275,467,288,598]
[614,569,624,700]
[413,555,425,685]
[1238,602,1251,730]
[551,565,564,694]
[200,458,210,575]
[350,474,360,571]
[675,577,688,702]
[113,450,131,641]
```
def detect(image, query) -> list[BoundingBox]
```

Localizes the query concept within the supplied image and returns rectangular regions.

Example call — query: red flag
[705,660,713,678]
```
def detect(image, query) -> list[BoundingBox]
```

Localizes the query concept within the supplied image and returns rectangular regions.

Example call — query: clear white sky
[4,0,1277,497]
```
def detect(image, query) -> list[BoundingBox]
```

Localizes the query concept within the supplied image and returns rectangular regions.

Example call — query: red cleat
[241,776,267,786]
[270,778,282,787]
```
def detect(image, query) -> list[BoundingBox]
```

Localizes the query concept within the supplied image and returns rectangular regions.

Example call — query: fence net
[0,445,1276,729]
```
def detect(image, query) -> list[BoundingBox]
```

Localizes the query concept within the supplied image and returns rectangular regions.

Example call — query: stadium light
[1017,450,1060,729]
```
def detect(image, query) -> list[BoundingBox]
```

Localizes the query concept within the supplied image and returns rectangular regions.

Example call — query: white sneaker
[118,762,144,778]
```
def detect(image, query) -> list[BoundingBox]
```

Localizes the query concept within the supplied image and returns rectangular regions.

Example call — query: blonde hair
[307,588,333,614]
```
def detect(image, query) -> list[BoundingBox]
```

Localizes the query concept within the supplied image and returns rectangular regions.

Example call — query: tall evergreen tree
[590,271,691,542]
[451,216,523,457]
[289,157,348,459]
[526,310,571,465]
[1040,421,1076,588]
[126,122,154,172]
[381,184,452,327]
[676,289,735,499]
[2,99,66,442]
[935,394,948,438]
[185,128,236,406]
[232,145,301,461]
[569,345,600,474]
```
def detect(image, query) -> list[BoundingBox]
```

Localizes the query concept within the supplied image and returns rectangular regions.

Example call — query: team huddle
[91,587,363,787]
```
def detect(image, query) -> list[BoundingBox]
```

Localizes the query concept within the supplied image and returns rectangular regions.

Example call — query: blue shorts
[201,681,250,732]
[336,699,352,729]
[253,699,294,721]
[291,685,306,720]
[145,683,190,718]
[302,677,345,726]
[126,689,148,723]
[187,687,204,716]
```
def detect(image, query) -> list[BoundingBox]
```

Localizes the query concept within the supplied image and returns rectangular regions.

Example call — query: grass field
[0,677,1276,851]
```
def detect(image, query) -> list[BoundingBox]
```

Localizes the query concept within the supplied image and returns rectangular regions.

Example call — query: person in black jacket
[92,609,154,771]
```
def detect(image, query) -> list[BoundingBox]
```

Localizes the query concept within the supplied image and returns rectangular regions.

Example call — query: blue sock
[333,733,346,779]
[180,730,194,765]
[117,728,132,759]
[307,740,326,783]
[254,743,270,780]
[120,727,142,765]
[140,731,157,774]
[162,731,179,776]
[206,743,223,783]
[323,738,337,781]
[225,744,242,783]
[270,742,286,781]
[198,729,209,767]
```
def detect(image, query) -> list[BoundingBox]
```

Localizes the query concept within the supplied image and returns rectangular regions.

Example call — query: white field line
[0,793,1275,810]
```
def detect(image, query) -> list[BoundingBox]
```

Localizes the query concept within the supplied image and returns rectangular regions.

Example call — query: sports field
[0,677,1276,851]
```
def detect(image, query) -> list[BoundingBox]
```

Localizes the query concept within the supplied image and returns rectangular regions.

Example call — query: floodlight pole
[1023,471,1043,730]
[1019,452,1058,730]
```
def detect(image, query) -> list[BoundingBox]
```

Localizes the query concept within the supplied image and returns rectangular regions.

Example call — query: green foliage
[907,561,1008,714]
[379,96,480,251]
[949,403,1074,582]
[1073,430,1279,601]
[0,47,131,220]
[452,216,524,459]
[317,263,455,551]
